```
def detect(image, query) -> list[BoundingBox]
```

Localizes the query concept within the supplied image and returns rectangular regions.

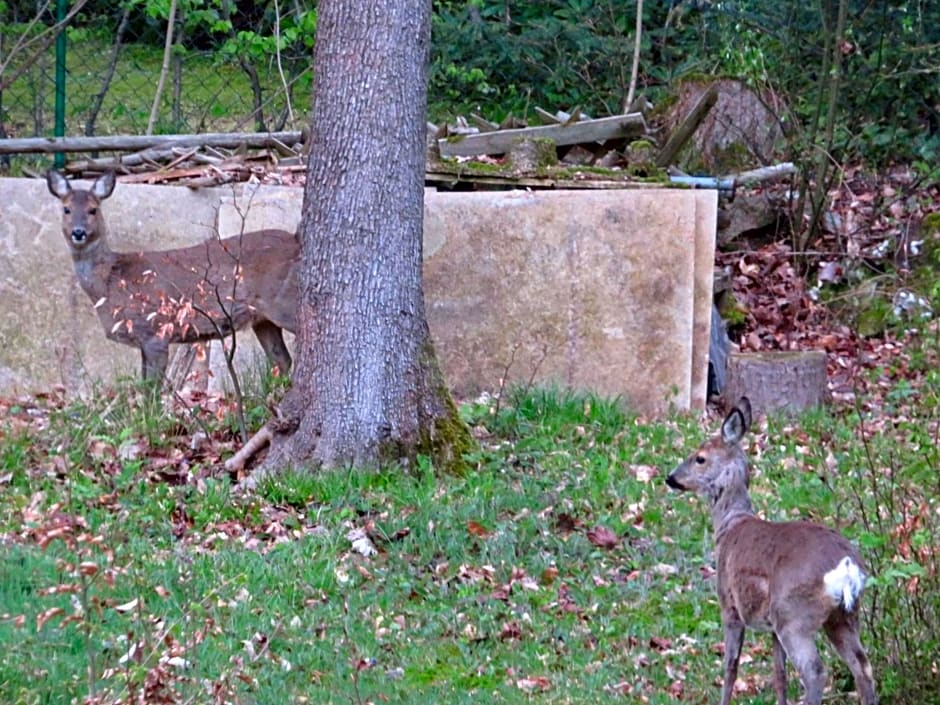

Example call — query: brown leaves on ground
[586,524,620,550]
[719,166,939,412]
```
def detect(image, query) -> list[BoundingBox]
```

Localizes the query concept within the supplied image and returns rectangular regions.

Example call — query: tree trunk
[259,0,472,476]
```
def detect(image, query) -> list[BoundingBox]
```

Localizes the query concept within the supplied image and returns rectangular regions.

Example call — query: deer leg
[252,321,292,375]
[823,618,878,705]
[140,340,170,382]
[719,620,745,705]
[776,628,826,705]
[772,632,788,705]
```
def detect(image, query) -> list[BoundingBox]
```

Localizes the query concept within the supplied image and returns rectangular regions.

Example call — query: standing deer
[666,398,877,705]
[47,170,299,382]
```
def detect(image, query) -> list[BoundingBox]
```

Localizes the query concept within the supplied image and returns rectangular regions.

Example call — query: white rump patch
[823,556,866,611]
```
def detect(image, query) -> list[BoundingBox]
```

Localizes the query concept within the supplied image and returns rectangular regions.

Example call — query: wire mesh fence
[0,0,314,171]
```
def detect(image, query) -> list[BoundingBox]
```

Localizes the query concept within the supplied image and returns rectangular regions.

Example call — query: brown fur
[47,170,299,382]
[666,398,877,705]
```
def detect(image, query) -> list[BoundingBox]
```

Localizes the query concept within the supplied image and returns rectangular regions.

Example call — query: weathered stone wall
[0,177,715,415]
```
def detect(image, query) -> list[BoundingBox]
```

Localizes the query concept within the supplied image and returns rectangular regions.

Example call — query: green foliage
[425,1,940,167]
[4,0,937,168]
[429,0,641,121]
[219,8,317,61]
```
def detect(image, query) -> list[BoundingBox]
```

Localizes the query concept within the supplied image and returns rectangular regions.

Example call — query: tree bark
[725,351,828,418]
[258,0,472,476]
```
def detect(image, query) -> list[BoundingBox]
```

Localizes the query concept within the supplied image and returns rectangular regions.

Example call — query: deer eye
[695,455,707,465]
[89,208,97,215]
[63,207,71,214]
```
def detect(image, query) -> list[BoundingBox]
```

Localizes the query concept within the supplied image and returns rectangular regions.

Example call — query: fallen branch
[0,131,304,155]
[729,162,797,187]
[225,422,273,476]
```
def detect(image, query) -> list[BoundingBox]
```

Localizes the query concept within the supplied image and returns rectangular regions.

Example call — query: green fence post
[53,0,67,169]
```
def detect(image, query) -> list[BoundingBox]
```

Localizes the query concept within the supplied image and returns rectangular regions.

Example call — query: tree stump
[724,351,828,416]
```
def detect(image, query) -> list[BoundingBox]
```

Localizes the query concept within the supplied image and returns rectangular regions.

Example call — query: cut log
[438,113,647,158]
[724,351,828,416]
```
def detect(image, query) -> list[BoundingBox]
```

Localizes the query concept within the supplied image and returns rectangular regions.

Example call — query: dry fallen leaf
[586,525,619,549]
[631,464,657,482]
[466,520,490,538]
[36,607,64,631]
[516,675,551,692]
[346,528,377,557]
[114,598,140,613]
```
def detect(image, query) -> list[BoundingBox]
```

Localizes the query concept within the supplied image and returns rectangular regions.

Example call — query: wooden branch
[147,0,178,135]
[469,113,499,132]
[625,0,644,111]
[225,422,273,475]
[729,162,797,187]
[0,131,303,155]
[438,113,647,158]
[534,107,563,124]
[655,85,719,168]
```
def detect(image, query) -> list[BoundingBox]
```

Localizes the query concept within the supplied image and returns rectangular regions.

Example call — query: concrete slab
[423,189,712,414]
[0,177,715,416]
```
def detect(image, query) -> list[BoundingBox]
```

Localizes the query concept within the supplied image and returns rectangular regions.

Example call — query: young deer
[47,170,299,382]
[666,398,877,705]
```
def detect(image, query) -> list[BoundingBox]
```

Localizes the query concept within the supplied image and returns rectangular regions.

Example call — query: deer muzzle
[665,471,685,490]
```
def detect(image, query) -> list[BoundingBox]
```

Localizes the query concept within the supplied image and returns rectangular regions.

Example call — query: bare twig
[147,0,179,135]
[624,0,644,112]
[220,0,267,131]
[85,4,131,136]
[273,0,295,124]
[492,343,521,418]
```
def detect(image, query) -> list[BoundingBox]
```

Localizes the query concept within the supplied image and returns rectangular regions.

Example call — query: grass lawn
[0,362,937,703]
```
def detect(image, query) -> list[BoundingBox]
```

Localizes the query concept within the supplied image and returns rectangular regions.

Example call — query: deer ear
[92,172,116,200]
[736,397,752,431]
[46,169,70,198]
[721,404,748,444]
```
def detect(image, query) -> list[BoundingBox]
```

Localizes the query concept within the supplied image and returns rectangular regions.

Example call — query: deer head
[47,170,116,254]
[666,397,752,504]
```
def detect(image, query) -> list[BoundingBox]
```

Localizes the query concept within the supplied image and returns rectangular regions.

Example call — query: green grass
[0,374,938,703]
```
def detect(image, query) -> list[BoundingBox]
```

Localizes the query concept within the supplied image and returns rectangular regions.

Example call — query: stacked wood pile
[3,131,309,188]
[2,89,794,204]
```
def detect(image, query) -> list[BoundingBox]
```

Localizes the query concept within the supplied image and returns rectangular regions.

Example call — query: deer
[47,169,300,383]
[666,397,877,705]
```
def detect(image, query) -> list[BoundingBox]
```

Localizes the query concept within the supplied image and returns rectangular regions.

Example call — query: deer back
[716,515,865,631]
